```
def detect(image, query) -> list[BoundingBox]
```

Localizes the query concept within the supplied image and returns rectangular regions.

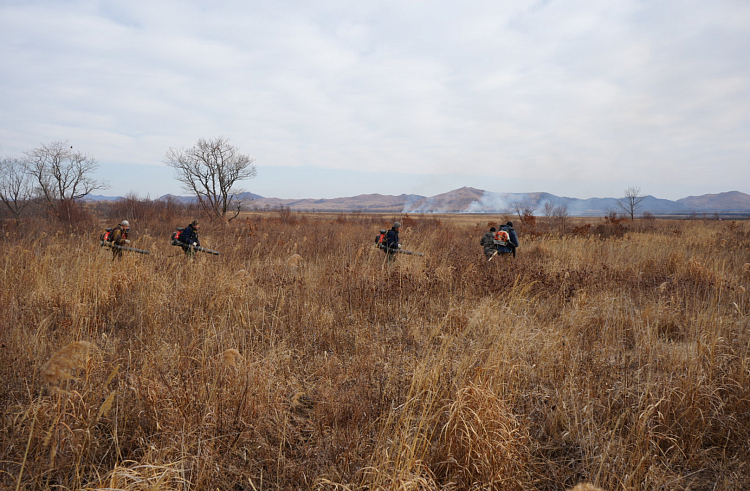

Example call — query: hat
[506,221,513,228]
[490,227,496,232]
[393,222,401,228]
[120,220,129,227]
[191,220,199,226]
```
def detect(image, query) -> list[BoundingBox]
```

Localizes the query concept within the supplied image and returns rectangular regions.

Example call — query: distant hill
[677,191,750,212]
[79,189,750,216]
[249,193,424,212]
[405,187,484,213]
[155,194,193,204]
[81,194,124,202]
[155,192,265,204]
[459,191,692,215]
[151,192,423,212]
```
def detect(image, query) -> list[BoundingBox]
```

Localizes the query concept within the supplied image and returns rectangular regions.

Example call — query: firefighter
[496,221,519,258]
[180,220,200,257]
[480,226,497,260]
[384,221,401,262]
[110,220,130,260]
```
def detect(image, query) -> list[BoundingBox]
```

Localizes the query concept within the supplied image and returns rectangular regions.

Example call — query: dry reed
[41,341,95,385]
[0,213,748,490]
[220,348,243,368]
[569,485,605,491]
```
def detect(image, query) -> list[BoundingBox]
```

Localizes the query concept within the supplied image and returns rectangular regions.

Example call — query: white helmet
[121,220,130,227]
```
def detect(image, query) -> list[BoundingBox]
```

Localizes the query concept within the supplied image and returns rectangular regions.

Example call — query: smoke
[472,192,628,216]
[470,191,514,212]
[403,189,641,216]
[403,198,453,213]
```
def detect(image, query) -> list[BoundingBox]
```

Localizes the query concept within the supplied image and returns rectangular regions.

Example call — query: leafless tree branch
[617,186,646,220]
[23,140,108,203]
[165,137,257,219]
[0,157,34,222]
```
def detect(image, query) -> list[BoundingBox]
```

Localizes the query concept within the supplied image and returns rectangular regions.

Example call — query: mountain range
[85,188,750,216]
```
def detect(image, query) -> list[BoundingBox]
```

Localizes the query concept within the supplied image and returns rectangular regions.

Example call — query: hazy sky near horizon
[1,0,749,201]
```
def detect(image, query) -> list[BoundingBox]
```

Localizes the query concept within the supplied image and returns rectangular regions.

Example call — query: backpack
[100,228,113,242]
[171,228,184,246]
[493,228,510,246]
[375,229,387,249]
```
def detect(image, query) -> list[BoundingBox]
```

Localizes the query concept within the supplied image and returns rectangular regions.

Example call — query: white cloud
[0,0,748,200]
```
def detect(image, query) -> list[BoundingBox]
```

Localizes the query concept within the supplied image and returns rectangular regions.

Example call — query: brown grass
[41,341,95,385]
[220,348,244,369]
[569,485,605,491]
[0,213,748,490]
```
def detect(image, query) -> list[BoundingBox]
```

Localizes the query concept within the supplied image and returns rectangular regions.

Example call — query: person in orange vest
[495,221,519,258]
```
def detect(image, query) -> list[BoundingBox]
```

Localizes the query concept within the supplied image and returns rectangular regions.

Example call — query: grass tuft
[41,341,95,385]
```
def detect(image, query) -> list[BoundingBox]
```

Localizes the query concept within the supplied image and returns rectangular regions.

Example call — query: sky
[1,0,749,201]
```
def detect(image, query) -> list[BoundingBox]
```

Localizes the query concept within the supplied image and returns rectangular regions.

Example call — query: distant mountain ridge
[676,191,750,212]
[245,193,423,212]
[84,188,750,216]
[433,188,694,216]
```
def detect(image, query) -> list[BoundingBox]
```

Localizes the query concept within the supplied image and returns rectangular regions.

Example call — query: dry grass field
[1,210,749,490]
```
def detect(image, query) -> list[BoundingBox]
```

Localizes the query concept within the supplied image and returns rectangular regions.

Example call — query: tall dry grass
[0,214,748,490]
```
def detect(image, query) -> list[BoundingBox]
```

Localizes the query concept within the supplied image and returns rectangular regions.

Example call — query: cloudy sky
[1,0,748,200]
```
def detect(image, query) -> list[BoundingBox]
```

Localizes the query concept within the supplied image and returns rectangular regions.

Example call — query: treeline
[0,194,201,237]
[1,136,257,228]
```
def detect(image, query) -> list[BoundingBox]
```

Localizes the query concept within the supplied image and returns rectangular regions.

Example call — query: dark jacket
[181,224,200,247]
[480,231,496,256]
[496,226,519,254]
[384,228,400,252]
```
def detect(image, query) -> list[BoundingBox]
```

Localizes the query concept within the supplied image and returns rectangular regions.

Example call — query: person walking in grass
[496,221,519,258]
[180,219,201,257]
[110,220,130,260]
[480,222,520,261]
[384,221,401,262]
[480,226,498,260]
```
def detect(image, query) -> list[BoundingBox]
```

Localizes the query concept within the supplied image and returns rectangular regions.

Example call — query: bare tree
[604,209,620,223]
[543,202,555,218]
[165,137,256,221]
[509,200,536,222]
[542,201,555,232]
[0,157,34,223]
[508,200,523,220]
[641,210,656,230]
[24,141,108,205]
[617,186,646,220]
[552,205,569,234]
